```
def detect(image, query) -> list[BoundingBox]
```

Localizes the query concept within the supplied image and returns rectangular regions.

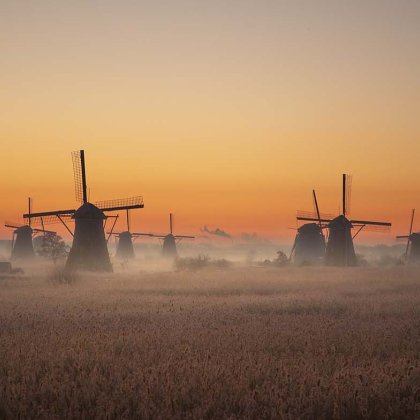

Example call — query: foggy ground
[0,264,419,419]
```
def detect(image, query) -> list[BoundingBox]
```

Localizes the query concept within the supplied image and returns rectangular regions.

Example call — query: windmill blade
[342,174,352,217]
[28,197,32,227]
[405,209,415,261]
[408,209,415,237]
[352,224,391,233]
[106,214,119,243]
[72,150,88,204]
[170,213,174,235]
[312,190,322,227]
[25,214,74,226]
[131,232,157,237]
[297,211,336,220]
[297,216,333,224]
[174,235,195,239]
[4,223,21,230]
[289,239,296,261]
[126,209,130,232]
[396,235,409,239]
[350,219,391,227]
[23,209,76,219]
[32,227,56,235]
[95,196,144,212]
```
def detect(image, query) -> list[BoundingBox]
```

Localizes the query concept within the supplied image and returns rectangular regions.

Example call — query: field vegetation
[0,265,419,418]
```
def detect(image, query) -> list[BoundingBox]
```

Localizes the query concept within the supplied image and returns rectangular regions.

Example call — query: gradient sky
[1,0,419,243]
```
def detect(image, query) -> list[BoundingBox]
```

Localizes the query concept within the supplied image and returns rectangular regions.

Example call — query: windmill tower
[23,150,144,272]
[297,174,391,266]
[152,214,194,258]
[291,190,326,265]
[108,209,155,260]
[5,198,56,260]
[396,209,420,264]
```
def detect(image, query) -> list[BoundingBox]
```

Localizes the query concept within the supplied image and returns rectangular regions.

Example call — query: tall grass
[0,266,418,418]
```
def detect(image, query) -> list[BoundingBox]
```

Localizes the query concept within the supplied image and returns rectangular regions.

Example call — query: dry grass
[0,266,419,419]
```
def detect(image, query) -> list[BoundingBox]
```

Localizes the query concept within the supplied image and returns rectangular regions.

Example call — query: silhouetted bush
[175,255,231,271]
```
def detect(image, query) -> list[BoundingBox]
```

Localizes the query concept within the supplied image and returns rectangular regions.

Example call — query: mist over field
[1,257,419,419]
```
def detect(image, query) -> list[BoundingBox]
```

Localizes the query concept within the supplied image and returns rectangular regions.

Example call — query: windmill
[151,213,195,258]
[396,209,420,264]
[23,150,144,272]
[297,174,391,266]
[5,198,56,260]
[291,190,326,265]
[108,209,155,260]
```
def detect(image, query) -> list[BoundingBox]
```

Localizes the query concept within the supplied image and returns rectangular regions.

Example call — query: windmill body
[396,210,420,265]
[115,231,135,260]
[293,223,325,265]
[23,150,144,272]
[407,233,420,264]
[325,215,356,266]
[11,225,35,260]
[162,234,178,258]
[66,202,112,272]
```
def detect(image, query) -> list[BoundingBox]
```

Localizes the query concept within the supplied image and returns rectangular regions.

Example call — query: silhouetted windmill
[5,198,56,260]
[152,213,194,258]
[297,174,391,266]
[23,150,144,272]
[108,209,155,260]
[291,190,326,265]
[396,209,420,264]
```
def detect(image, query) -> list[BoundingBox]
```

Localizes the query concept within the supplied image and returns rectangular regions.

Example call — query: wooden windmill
[23,150,144,272]
[151,213,194,258]
[108,209,155,260]
[297,174,391,266]
[396,209,420,264]
[5,198,56,260]
[291,190,326,265]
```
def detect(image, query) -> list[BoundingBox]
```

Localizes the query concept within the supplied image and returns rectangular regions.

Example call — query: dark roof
[119,231,132,238]
[298,223,322,234]
[328,215,353,228]
[15,225,33,234]
[72,202,106,220]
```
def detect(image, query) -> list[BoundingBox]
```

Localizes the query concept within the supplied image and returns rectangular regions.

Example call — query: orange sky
[1,1,419,243]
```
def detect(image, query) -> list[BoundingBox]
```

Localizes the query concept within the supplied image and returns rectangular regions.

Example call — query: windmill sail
[72,150,88,204]
[343,174,352,217]
[94,196,144,212]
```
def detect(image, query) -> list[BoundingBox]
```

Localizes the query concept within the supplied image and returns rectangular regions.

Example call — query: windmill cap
[119,231,132,238]
[15,225,33,234]
[328,215,353,228]
[298,223,322,234]
[72,202,106,220]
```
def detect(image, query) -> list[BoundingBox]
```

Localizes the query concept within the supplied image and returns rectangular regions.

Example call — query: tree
[36,233,69,264]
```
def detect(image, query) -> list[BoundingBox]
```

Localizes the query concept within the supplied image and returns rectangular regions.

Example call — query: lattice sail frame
[95,196,144,211]
[27,214,75,226]
[72,150,84,203]
[344,174,352,216]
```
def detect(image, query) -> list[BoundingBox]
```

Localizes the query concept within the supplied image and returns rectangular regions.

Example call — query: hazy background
[1,0,419,243]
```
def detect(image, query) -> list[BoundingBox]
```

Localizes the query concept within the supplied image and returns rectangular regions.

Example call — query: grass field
[0,265,419,419]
